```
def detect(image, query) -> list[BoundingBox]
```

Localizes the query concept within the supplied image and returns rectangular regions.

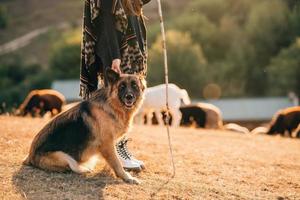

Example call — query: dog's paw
[123,172,141,185]
[78,165,93,174]
[125,177,141,185]
[124,166,142,172]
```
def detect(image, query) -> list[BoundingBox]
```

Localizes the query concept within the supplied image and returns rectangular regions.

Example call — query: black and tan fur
[23,69,146,184]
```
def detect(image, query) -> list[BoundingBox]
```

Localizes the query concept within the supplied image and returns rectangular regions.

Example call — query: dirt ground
[0,116,299,200]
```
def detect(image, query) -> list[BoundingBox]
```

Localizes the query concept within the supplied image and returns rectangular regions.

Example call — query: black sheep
[267,106,300,137]
[179,105,206,128]
[17,89,66,117]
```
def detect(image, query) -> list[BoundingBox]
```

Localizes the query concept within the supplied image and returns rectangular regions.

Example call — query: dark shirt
[97,1,146,65]
[128,15,145,52]
[96,0,121,63]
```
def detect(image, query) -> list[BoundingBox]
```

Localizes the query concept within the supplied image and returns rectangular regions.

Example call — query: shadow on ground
[12,165,120,200]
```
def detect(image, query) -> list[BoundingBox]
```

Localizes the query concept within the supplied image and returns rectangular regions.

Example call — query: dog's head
[106,69,146,110]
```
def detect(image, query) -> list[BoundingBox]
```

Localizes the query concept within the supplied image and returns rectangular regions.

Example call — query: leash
[157,0,176,178]
[150,1,176,198]
[150,1,175,198]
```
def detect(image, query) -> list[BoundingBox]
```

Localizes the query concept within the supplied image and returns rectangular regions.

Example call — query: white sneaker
[116,138,144,171]
[131,157,145,169]
[119,157,141,171]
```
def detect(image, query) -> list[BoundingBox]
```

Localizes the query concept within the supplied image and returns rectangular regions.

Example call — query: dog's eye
[119,83,126,90]
[131,81,138,89]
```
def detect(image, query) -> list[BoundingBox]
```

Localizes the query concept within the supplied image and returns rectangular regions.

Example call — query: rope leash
[156,0,176,178]
[150,1,175,198]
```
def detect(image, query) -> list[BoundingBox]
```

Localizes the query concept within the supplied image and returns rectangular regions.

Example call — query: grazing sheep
[251,126,269,135]
[197,103,223,129]
[223,123,250,134]
[297,127,300,138]
[292,124,300,138]
[16,89,66,117]
[267,106,300,137]
[179,103,223,129]
[179,105,206,128]
[139,84,191,127]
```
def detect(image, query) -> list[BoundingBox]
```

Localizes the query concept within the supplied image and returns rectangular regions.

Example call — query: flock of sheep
[14,84,300,139]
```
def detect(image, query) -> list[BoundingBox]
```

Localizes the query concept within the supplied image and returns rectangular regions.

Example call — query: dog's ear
[106,68,120,84]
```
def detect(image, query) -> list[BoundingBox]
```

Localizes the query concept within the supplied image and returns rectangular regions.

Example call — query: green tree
[49,43,81,79]
[243,0,291,95]
[0,5,8,29]
[289,3,300,39]
[267,38,300,96]
[148,30,207,97]
[0,55,51,110]
[186,0,228,25]
[171,13,219,61]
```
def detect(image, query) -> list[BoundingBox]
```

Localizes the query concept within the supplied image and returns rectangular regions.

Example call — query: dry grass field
[0,116,299,200]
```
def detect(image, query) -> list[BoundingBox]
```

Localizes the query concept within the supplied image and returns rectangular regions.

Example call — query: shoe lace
[117,138,133,160]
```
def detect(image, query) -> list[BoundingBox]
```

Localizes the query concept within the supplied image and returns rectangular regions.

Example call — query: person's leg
[116,137,145,171]
[99,139,140,184]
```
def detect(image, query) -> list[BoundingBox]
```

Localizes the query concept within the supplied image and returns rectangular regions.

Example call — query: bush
[48,28,82,80]
[148,30,207,98]
[49,43,81,79]
[267,38,300,96]
[242,0,291,96]
[0,5,8,29]
[185,0,228,24]
[0,55,51,110]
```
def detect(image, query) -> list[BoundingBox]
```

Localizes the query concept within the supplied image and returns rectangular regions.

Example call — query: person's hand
[112,59,122,74]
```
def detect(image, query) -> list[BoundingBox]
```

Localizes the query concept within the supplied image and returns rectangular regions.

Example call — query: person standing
[80,0,151,171]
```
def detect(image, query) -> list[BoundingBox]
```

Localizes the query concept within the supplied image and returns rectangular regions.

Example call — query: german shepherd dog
[23,69,146,184]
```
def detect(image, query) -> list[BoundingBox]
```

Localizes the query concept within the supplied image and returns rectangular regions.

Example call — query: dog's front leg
[99,140,140,184]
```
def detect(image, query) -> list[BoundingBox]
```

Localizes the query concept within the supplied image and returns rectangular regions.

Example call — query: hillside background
[0,0,299,109]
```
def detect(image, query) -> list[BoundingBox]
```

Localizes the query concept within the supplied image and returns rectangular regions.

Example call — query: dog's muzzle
[124,93,136,108]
